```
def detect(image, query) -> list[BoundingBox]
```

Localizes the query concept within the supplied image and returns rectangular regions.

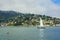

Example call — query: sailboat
[37,18,45,29]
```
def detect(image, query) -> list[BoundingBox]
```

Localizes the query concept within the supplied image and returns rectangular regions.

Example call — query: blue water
[0,26,60,40]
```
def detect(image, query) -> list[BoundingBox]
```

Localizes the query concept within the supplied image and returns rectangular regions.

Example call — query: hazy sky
[0,0,60,18]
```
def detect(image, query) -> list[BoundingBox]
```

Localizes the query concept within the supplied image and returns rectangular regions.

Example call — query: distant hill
[0,10,60,26]
[0,11,17,18]
[0,10,25,19]
[0,11,22,22]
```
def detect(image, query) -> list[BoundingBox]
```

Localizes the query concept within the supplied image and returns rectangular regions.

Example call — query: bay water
[0,26,60,40]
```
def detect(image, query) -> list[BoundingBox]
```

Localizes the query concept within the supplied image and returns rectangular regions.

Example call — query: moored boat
[37,18,45,29]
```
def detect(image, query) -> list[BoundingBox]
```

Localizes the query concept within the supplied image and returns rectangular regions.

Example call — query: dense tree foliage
[0,11,60,26]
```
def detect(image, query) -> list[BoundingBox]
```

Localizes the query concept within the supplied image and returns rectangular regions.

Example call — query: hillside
[0,10,60,26]
[0,11,23,22]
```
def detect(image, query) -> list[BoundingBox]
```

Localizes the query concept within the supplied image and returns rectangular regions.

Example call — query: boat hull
[37,27,45,29]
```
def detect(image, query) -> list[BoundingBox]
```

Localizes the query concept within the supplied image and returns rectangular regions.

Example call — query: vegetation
[0,10,60,26]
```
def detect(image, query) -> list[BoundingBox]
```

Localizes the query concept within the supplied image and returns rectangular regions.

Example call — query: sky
[0,0,60,18]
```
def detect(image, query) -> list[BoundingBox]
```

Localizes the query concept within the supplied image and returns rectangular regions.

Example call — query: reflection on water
[0,27,60,40]
[39,29,44,40]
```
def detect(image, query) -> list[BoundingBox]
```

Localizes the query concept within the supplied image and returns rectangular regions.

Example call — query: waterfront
[0,26,60,40]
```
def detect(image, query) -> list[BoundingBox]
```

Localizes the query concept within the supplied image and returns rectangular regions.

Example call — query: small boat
[37,27,45,29]
[37,18,45,29]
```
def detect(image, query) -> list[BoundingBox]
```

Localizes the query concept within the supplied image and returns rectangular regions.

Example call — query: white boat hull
[37,27,45,29]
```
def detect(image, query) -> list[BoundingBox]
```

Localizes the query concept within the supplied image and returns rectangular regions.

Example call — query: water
[0,26,60,40]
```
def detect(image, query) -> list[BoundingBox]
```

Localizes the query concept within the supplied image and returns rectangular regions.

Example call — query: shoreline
[0,25,60,27]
